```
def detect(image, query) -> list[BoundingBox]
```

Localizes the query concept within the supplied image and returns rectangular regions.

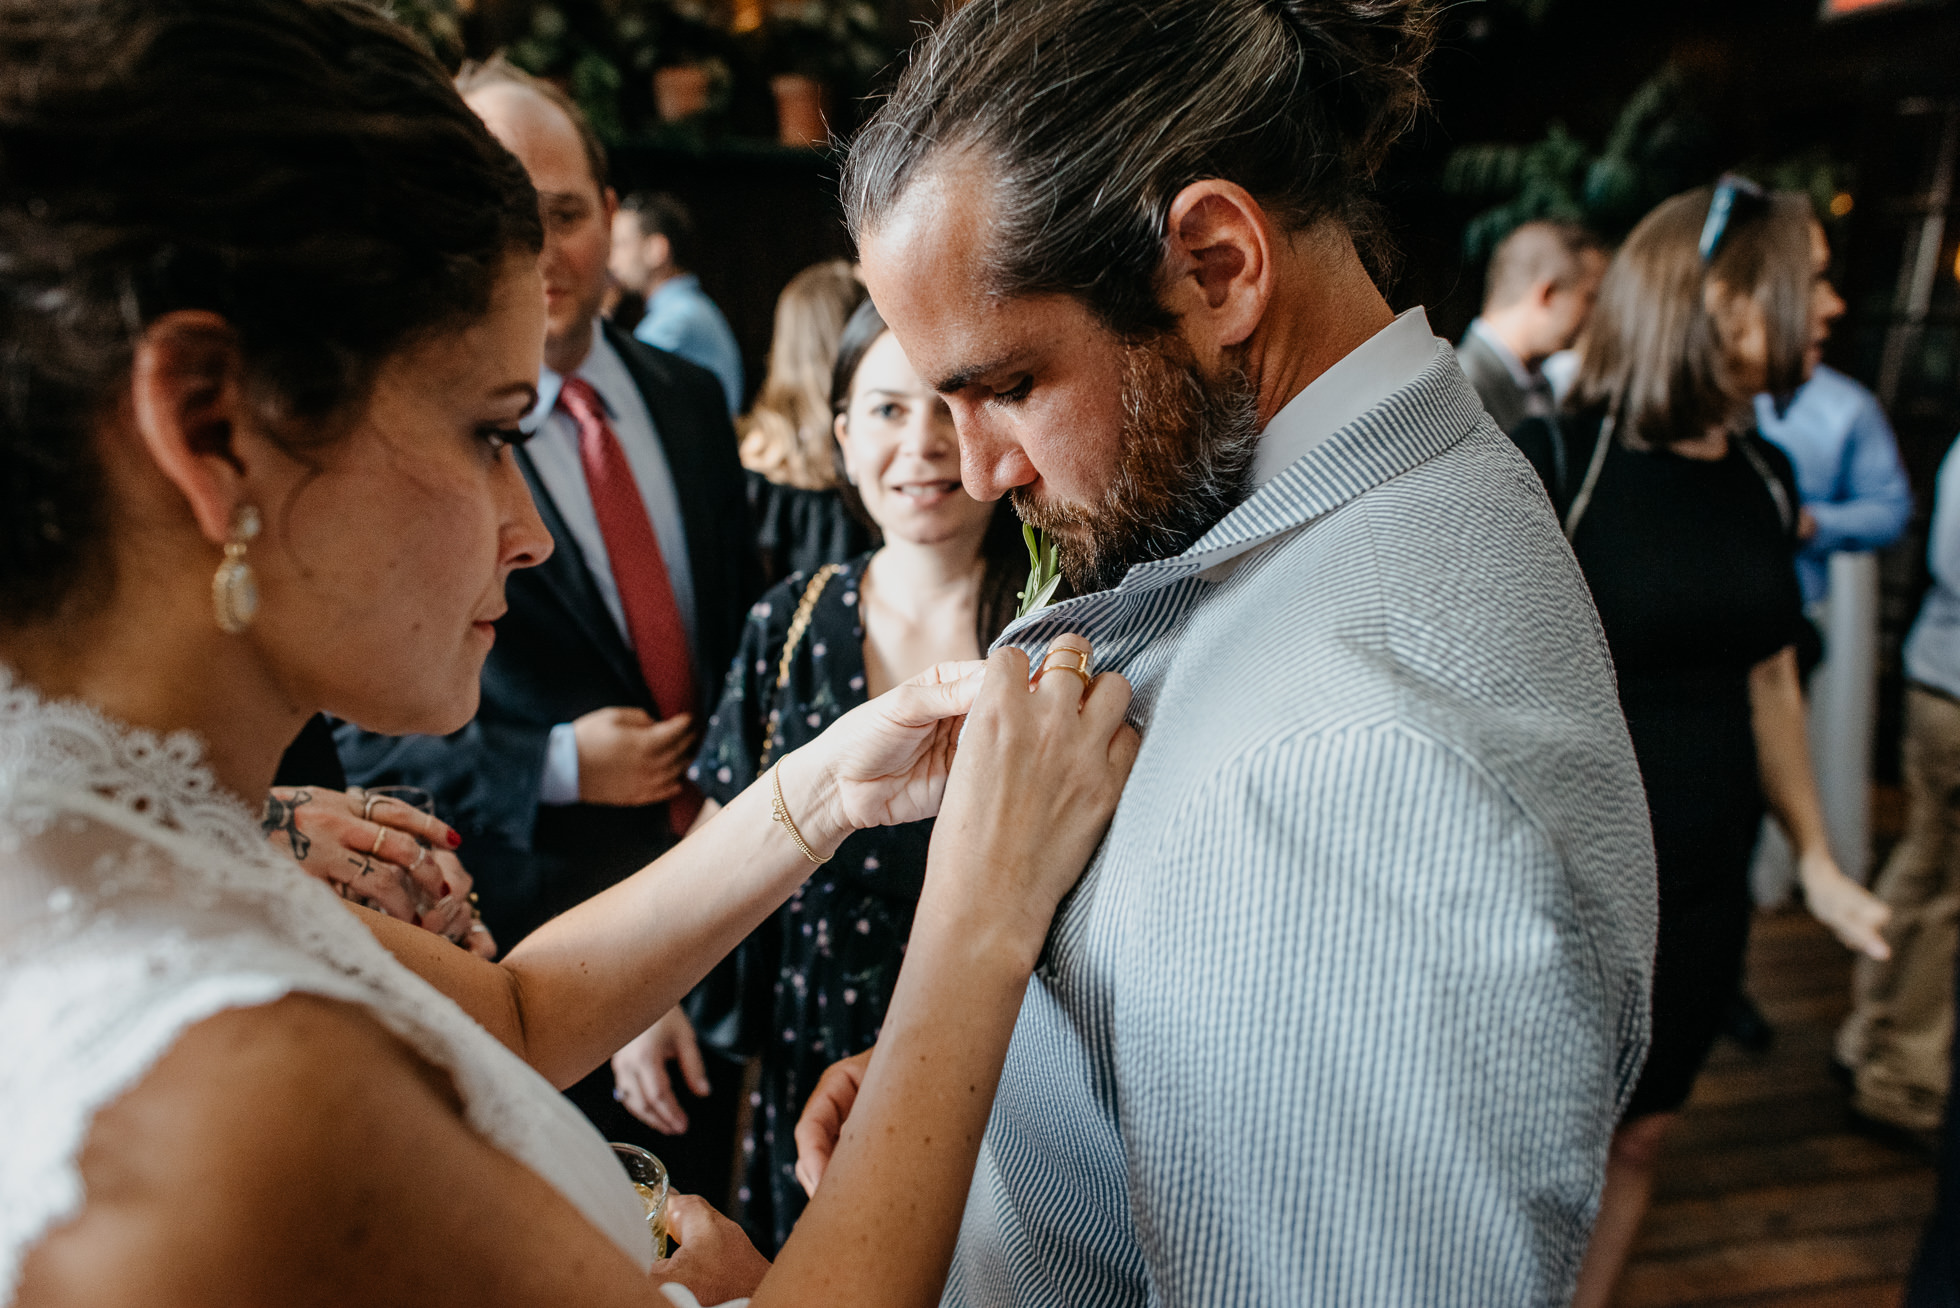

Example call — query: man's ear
[126,311,258,547]
[646,232,673,272]
[602,185,620,229]
[1160,180,1273,359]
[1534,277,1560,308]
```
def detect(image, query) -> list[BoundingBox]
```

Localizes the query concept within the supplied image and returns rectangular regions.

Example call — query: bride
[0,2,1136,1305]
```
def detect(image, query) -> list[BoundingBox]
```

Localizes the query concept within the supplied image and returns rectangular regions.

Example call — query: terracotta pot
[654,64,713,123]
[771,73,827,148]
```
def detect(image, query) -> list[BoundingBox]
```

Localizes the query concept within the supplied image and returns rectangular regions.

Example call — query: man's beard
[1012,333,1260,595]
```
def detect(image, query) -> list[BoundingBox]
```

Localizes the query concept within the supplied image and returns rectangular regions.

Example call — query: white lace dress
[0,670,735,1305]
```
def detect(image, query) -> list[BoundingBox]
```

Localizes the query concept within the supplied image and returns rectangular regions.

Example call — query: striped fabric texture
[944,351,1657,1306]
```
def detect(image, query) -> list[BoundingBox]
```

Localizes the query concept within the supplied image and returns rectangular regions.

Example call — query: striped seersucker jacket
[944,349,1657,1307]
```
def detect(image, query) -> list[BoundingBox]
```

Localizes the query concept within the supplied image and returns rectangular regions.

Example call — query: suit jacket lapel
[513,447,648,701]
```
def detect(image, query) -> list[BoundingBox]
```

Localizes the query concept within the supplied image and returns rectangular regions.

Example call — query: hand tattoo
[262,789,313,861]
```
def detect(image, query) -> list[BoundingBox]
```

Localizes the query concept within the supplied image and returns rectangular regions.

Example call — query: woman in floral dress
[628,299,1028,1250]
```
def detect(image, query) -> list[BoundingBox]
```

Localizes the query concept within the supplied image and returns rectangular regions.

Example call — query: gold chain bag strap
[758,563,844,772]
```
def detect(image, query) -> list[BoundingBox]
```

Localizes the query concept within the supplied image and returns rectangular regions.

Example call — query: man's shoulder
[1159,435,1628,790]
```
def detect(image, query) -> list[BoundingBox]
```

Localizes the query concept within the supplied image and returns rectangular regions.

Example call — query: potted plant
[757,0,887,148]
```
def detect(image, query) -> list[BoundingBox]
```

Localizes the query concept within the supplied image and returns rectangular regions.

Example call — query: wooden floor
[1616,908,1939,1307]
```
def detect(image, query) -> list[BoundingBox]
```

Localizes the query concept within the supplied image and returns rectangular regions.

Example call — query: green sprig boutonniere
[1015,524,1063,620]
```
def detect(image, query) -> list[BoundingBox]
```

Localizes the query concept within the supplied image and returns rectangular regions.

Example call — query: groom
[797,0,1657,1303]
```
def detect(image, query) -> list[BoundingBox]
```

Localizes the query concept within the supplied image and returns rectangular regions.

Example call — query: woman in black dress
[618,298,1027,1251]
[1510,181,1893,1306]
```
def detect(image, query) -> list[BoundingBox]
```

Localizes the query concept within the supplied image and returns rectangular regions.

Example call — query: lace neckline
[0,664,268,866]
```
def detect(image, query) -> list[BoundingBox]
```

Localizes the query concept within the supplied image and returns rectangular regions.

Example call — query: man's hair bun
[1270,0,1438,180]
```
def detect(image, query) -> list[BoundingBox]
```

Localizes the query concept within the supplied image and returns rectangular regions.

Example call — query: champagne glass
[610,1142,670,1259]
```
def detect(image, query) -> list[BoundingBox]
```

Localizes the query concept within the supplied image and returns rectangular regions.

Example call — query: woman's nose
[496,453,554,570]
[901,408,954,460]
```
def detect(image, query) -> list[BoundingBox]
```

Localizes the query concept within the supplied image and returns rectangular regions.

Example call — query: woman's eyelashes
[479,423,532,454]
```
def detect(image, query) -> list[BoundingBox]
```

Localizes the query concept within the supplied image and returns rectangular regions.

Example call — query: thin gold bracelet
[770,761,829,865]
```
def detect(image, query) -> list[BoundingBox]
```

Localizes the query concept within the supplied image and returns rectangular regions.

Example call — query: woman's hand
[786,659,988,850]
[263,786,475,944]
[1798,848,1892,961]
[611,1007,711,1135]
[651,1194,771,1305]
[793,1048,871,1198]
[789,640,1135,1204]
[925,639,1138,949]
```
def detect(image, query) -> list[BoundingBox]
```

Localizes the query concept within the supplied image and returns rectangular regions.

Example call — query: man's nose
[956,418,1037,503]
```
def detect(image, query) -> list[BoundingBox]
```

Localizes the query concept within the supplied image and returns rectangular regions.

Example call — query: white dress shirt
[522,324,699,804]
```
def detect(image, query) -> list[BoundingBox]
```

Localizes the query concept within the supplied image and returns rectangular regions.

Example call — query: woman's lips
[890,480,961,509]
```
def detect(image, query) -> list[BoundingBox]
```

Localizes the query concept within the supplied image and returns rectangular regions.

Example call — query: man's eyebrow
[537,189,588,208]
[931,354,1019,394]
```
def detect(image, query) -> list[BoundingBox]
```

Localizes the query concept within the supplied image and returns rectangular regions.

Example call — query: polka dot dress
[689,553,933,1253]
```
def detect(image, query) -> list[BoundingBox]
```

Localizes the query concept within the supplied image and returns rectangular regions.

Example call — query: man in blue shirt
[1742,365,1911,1047]
[1755,363,1912,606]
[1839,433,1960,1143]
[610,191,745,415]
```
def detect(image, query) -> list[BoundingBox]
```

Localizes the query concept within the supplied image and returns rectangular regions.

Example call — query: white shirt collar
[1252,306,1446,486]
[524,319,630,431]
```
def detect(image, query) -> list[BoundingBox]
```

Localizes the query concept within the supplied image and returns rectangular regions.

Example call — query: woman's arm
[1749,645,1890,960]
[661,643,1139,1308]
[363,663,983,1091]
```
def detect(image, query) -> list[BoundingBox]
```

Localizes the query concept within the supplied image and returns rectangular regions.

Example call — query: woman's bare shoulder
[14,995,656,1308]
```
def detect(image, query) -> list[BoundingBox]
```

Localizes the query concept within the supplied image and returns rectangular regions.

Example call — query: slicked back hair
[842,0,1438,340]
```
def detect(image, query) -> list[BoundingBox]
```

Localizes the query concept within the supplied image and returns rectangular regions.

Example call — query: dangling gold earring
[212,504,262,634]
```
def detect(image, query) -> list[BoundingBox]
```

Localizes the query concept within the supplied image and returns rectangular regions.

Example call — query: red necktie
[557,376,701,834]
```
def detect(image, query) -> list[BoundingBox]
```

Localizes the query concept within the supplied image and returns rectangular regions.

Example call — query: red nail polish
[446,829,462,849]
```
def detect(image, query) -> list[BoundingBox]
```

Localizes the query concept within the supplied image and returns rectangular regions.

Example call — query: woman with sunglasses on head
[1508,180,1892,1306]
[0,4,1137,1306]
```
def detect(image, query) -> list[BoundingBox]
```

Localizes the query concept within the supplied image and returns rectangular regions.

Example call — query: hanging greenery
[1442,67,1711,263]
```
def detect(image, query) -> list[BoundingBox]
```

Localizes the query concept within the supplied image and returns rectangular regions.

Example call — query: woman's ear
[126,310,258,546]
[832,409,857,486]
[1159,180,1274,362]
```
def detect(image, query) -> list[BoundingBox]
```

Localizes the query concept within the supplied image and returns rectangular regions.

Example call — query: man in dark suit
[1456,220,1606,435]
[337,59,760,1207]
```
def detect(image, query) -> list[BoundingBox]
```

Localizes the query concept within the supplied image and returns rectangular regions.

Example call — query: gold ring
[361,793,381,822]
[1035,647,1093,692]
[370,827,389,858]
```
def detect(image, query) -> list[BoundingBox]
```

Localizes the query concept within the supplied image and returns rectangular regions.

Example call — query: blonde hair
[739,260,865,490]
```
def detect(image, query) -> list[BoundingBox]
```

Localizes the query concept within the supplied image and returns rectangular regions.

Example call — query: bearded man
[786,1,1659,1305]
